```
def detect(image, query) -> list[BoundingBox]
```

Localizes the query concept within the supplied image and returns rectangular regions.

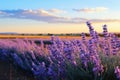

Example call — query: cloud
[88,19,120,23]
[47,9,66,14]
[0,9,120,24]
[0,9,84,23]
[0,11,4,14]
[73,7,108,13]
[0,9,63,23]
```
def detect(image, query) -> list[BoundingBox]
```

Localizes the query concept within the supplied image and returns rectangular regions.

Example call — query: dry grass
[0,34,50,39]
[0,34,85,40]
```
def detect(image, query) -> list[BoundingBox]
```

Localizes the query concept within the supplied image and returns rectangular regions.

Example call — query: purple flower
[115,66,120,79]
[93,64,104,76]
[103,24,108,40]
[31,62,47,80]
[81,32,86,43]
[110,33,118,55]
[86,21,95,38]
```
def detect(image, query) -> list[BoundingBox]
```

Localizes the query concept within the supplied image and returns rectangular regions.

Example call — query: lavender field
[0,22,120,80]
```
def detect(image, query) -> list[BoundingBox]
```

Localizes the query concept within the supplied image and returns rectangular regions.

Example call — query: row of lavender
[0,22,120,80]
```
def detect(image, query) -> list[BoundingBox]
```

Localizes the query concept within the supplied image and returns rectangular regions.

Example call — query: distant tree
[99,33,103,37]
[38,34,43,36]
[48,33,53,36]
[85,33,90,37]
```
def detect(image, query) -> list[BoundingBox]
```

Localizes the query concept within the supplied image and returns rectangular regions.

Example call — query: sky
[0,0,120,33]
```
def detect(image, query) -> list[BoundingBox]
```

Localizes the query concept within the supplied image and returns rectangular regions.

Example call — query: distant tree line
[1,33,120,37]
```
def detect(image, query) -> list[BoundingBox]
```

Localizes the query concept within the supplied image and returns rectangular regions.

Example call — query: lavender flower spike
[115,66,120,80]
